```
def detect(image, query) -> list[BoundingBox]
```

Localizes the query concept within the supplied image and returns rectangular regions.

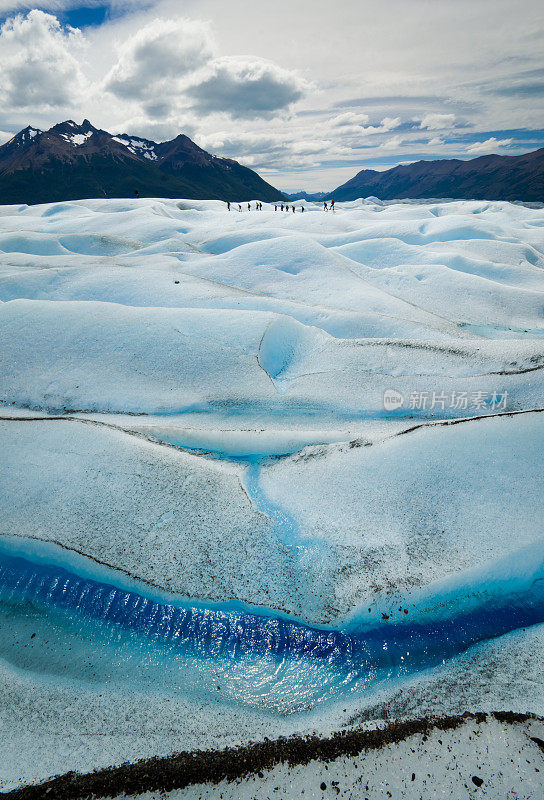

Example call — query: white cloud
[195,127,345,171]
[0,10,86,109]
[198,130,281,156]
[427,136,445,146]
[419,113,456,130]
[116,114,198,142]
[184,56,307,119]
[291,139,335,156]
[380,116,401,130]
[326,114,401,140]
[105,17,213,106]
[360,117,401,136]
[466,137,513,154]
[103,21,306,122]
[379,135,405,150]
[330,112,370,128]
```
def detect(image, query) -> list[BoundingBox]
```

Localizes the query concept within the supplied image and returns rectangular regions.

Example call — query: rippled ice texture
[0,197,543,788]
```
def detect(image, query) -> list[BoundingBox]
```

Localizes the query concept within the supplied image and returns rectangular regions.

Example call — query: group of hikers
[226,201,265,211]
[226,199,335,213]
[133,193,336,212]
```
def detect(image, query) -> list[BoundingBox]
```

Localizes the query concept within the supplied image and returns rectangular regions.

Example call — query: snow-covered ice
[0,197,543,792]
[105,715,544,800]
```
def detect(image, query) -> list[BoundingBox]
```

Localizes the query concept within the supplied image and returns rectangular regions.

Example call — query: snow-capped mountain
[111,134,159,161]
[0,120,284,204]
[0,125,44,165]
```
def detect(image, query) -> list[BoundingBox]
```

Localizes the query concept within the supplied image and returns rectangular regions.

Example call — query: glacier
[0,197,543,792]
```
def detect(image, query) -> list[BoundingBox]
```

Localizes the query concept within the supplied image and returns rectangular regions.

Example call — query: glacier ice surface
[0,197,543,788]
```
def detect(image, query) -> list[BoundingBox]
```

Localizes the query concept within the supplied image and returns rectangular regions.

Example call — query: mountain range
[286,191,327,202]
[328,148,544,203]
[1,120,542,206]
[0,120,284,205]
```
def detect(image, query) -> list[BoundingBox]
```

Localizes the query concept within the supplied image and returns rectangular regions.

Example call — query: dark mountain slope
[328,148,544,202]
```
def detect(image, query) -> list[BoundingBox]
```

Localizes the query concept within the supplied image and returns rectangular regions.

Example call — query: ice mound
[0,419,296,614]
[1,412,541,625]
[0,197,543,788]
[1,299,543,415]
[258,411,544,619]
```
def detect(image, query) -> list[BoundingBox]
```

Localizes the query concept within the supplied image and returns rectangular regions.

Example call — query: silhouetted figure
[227,201,231,211]
[275,205,278,211]
[324,202,328,211]
[330,199,335,212]
[135,189,140,199]
[280,204,284,211]
[238,204,242,212]
[248,203,251,211]
[301,206,305,212]
[292,205,295,213]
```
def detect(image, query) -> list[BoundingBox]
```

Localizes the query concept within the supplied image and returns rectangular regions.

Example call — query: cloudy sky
[0,0,542,191]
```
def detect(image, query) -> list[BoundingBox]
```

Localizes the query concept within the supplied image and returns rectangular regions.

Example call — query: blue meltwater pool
[1,541,544,714]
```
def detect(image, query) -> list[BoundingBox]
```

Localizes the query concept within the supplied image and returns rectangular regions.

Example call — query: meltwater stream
[2,542,544,714]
